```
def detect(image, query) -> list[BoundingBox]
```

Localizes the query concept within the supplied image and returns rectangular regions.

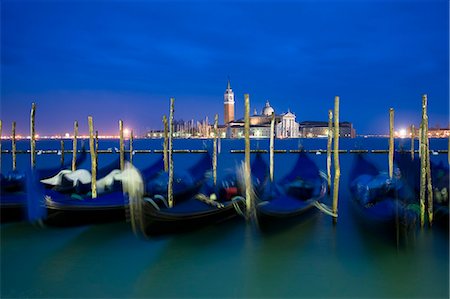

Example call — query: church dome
[262,100,274,116]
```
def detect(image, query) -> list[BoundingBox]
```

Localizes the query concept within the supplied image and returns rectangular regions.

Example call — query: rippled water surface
[1,138,449,298]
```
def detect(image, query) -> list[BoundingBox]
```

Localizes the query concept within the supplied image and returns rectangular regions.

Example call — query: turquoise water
[1,138,449,298]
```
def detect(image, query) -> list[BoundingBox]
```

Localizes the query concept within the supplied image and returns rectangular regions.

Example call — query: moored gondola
[42,152,212,226]
[349,154,418,242]
[255,152,329,231]
[134,153,268,236]
[42,156,165,226]
[0,149,87,222]
[395,153,449,230]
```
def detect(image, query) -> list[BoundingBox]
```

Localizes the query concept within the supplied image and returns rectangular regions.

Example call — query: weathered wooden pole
[410,124,415,160]
[389,108,394,179]
[213,114,218,186]
[163,115,168,172]
[72,121,78,171]
[168,98,175,208]
[12,121,16,171]
[130,129,134,165]
[30,103,36,169]
[244,94,252,220]
[60,139,65,167]
[119,120,124,171]
[332,96,340,224]
[269,112,275,182]
[95,130,99,173]
[327,109,333,193]
[419,95,427,227]
[88,116,97,198]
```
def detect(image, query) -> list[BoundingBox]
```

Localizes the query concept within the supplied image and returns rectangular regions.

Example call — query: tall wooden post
[213,114,218,186]
[389,108,394,179]
[327,109,333,192]
[410,124,415,160]
[244,94,252,220]
[30,103,36,169]
[95,130,99,174]
[119,120,124,171]
[332,96,340,224]
[88,116,97,198]
[269,112,275,182]
[72,121,78,171]
[168,98,175,208]
[419,94,433,227]
[419,95,427,227]
[12,121,16,171]
[163,115,168,172]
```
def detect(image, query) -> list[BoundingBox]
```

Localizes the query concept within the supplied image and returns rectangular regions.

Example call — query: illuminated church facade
[220,80,299,138]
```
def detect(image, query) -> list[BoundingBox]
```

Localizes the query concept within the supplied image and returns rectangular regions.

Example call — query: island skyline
[1,1,448,136]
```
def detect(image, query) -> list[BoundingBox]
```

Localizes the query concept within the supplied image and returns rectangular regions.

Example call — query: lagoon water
[1,138,449,298]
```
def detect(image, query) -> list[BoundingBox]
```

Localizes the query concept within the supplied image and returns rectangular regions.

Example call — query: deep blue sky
[1,0,448,136]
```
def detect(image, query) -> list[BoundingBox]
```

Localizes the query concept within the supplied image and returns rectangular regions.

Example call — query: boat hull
[141,200,244,236]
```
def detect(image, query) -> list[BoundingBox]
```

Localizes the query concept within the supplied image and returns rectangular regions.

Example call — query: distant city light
[399,128,407,138]
[123,128,130,137]
[65,133,70,138]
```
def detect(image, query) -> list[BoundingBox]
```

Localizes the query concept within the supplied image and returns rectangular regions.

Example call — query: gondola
[255,151,329,230]
[42,153,212,226]
[349,154,418,241]
[134,153,268,236]
[0,149,87,222]
[395,153,449,230]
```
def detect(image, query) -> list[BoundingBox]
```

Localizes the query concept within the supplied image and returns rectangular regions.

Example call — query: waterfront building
[220,92,300,138]
[298,121,356,138]
[224,80,235,124]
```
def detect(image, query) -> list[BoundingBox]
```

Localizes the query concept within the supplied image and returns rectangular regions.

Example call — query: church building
[219,80,299,138]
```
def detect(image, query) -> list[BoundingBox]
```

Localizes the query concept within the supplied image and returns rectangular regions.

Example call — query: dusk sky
[1,0,448,136]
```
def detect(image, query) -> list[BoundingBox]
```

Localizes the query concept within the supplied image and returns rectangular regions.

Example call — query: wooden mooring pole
[419,94,433,227]
[72,121,78,171]
[95,130,99,173]
[119,120,124,171]
[168,98,175,208]
[419,95,427,227]
[88,116,97,198]
[327,109,333,193]
[332,96,340,224]
[269,112,275,183]
[163,115,168,172]
[213,114,218,186]
[30,103,36,169]
[12,121,16,171]
[389,108,394,179]
[244,94,252,220]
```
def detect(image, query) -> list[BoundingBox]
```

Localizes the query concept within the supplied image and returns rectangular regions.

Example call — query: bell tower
[224,79,235,124]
